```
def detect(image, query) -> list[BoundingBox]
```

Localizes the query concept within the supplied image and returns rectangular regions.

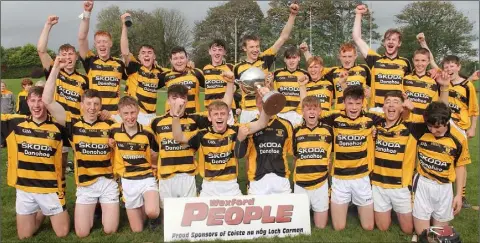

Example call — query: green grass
[1,78,479,242]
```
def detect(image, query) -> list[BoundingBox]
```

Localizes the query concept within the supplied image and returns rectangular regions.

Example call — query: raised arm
[299,42,312,61]
[298,74,309,107]
[352,4,370,59]
[78,0,94,59]
[42,56,67,126]
[245,87,273,134]
[37,15,58,70]
[436,71,450,105]
[270,2,299,53]
[171,98,188,144]
[416,33,439,70]
[221,71,235,110]
[120,12,131,66]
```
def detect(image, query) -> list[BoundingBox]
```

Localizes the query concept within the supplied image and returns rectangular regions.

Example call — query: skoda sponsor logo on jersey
[418,152,449,172]
[298,147,326,160]
[207,151,232,164]
[375,139,401,154]
[78,142,109,155]
[21,142,55,158]
[161,138,186,151]
[93,76,120,87]
[336,134,366,147]
[258,142,281,154]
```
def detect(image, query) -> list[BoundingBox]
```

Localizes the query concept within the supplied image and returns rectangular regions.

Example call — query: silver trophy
[237,67,286,116]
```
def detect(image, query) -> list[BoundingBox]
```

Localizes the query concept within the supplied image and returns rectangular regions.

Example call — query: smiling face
[302,104,320,127]
[27,93,47,120]
[94,33,112,60]
[339,50,356,69]
[59,48,77,71]
[243,40,261,62]
[119,104,139,129]
[284,55,300,71]
[443,61,461,80]
[383,31,401,57]
[383,96,403,122]
[170,51,188,72]
[344,97,363,119]
[81,96,102,121]
[307,60,323,81]
[209,44,226,65]
[413,53,429,75]
[138,46,156,68]
[207,103,229,133]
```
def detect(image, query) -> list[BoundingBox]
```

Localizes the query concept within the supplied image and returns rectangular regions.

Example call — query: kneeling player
[293,95,333,228]
[1,86,70,239]
[409,85,470,234]
[110,96,160,232]
[372,91,416,234]
[172,72,272,196]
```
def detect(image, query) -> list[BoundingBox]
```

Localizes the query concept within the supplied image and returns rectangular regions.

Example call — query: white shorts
[248,173,291,195]
[277,111,303,127]
[412,175,453,222]
[158,173,196,208]
[294,182,329,212]
[450,120,467,138]
[137,112,157,126]
[372,185,412,214]
[331,175,373,206]
[121,177,158,209]
[200,179,242,197]
[16,189,65,216]
[76,177,120,204]
[239,109,259,124]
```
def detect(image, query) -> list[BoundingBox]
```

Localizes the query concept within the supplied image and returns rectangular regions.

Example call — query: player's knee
[75,228,91,238]
[54,224,70,238]
[376,221,390,231]
[145,207,160,219]
[314,222,327,229]
[332,221,346,231]
[361,221,375,231]
[130,224,144,233]
[103,225,118,235]
[400,223,413,235]
[17,231,34,240]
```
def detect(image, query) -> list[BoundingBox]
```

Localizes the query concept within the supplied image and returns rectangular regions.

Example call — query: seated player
[43,56,119,238]
[1,86,70,239]
[171,74,272,196]
[292,95,333,229]
[110,96,160,232]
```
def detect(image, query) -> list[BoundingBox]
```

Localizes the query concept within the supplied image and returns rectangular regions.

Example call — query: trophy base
[262,92,286,116]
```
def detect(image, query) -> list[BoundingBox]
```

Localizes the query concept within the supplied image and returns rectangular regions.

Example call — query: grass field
[1,78,479,242]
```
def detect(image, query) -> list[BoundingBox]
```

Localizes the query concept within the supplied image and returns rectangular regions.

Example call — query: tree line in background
[1,0,478,79]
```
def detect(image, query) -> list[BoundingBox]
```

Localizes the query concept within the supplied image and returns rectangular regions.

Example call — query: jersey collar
[121,122,143,139]
[27,114,51,126]
[283,67,300,74]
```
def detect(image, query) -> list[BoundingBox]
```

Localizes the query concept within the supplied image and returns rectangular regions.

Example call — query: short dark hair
[343,85,364,101]
[58,44,76,53]
[167,84,188,98]
[424,101,451,126]
[170,46,187,58]
[384,90,404,102]
[210,39,227,50]
[242,35,260,47]
[283,46,300,58]
[21,78,33,87]
[139,44,155,53]
[81,89,102,102]
[27,86,43,99]
[383,29,402,43]
[441,55,461,66]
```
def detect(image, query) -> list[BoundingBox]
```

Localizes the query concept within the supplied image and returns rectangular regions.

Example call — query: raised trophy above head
[237,67,286,116]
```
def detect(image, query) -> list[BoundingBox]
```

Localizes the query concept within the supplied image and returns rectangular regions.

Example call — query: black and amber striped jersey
[111,122,158,180]
[81,50,127,112]
[65,114,115,186]
[150,112,210,179]
[158,68,205,114]
[408,123,471,184]
[1,114,64,193]
[331,65,371,111]
[16,90,30,115]
[234,48,276,111]
[203,63,236,109]
[273,68,310,113]
[293,122,333,190]
[320,111,384,179]
[448,80,479,130]
[365,49,412,108]
[45,66,89,118]
[306,77,335,111]
[188,125,241,181]
[372,119,416,189]
[125,55,166,114]
[247,116,293,181]
[402,73,439,122]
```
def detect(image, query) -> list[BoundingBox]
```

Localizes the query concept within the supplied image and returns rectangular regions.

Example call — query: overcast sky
[1,1,479,53]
